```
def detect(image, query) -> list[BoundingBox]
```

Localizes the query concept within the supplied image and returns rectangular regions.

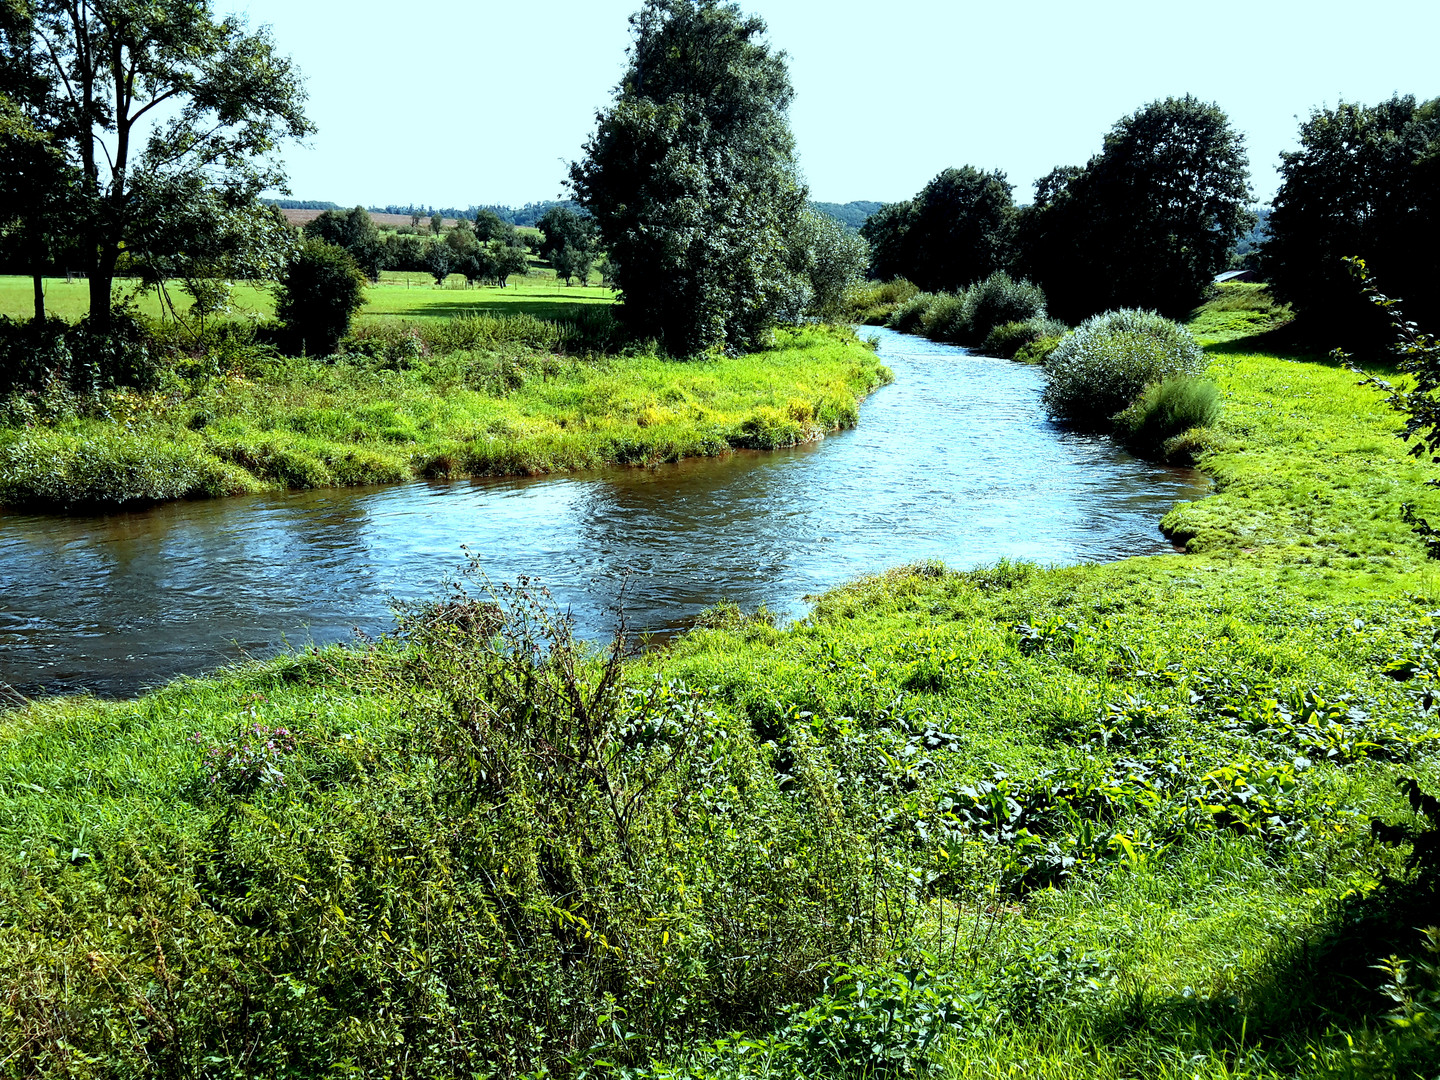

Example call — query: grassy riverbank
[0,325,890,509]
[3,323,1439,1077]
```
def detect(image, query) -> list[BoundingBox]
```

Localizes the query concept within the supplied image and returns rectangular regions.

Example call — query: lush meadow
[2,293,1439,1077]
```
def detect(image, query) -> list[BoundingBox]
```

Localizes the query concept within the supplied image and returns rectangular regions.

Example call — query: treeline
[863,93,1440,344]
[368,200,582,228]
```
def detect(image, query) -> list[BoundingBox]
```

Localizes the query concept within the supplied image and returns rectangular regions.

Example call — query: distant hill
[810,200,885,232]
[367,201,581,227]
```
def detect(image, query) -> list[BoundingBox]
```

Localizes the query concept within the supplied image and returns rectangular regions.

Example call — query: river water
[0,328,1210,698]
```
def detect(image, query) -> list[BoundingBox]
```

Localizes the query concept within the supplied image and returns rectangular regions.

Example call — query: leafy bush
[1113,376,1221,456]
[1041,309,1205,428]
[966,272,1047,343]
[1014,334,1063,365]
[981,317,1069,359]
[842,278,920,324]
[275,238,367,356]
[918,290,971,343]
[887,291,937,334]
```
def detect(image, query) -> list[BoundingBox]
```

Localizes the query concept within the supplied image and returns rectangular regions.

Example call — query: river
[0,327,1210,698]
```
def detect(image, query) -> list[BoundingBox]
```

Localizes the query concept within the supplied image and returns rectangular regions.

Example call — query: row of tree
[861,94,1440,342]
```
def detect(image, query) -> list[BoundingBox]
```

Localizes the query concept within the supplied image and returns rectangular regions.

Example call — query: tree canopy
[570,0,808,355]
[305,207,385,281]
[14,0,311,330]
[1016,96,1253,321]
[1263,95,1440,345]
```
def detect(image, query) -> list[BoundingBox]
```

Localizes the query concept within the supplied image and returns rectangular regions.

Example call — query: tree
[859,201,915,283]
[488,240,529,287]
[570,0,808,355]
[536,206,598,285]
[16,0,311,332]
[910,167,1016,292]
[1263,96,1440,345]
[430,212,444,236]
[786,207,867,320]
[305,207,385,281]
[1017,97,1252,321]
[274,239,365,356]
[0,0,76,320]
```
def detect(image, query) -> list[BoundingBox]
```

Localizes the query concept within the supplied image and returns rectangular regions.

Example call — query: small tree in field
[275,239,366,356]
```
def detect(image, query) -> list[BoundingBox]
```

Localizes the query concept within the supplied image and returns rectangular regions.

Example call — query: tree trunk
[32,273,44,322]
[88,246,118,331]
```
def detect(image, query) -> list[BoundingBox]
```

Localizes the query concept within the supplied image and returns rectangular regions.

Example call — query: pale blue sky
[234,0,1439,209]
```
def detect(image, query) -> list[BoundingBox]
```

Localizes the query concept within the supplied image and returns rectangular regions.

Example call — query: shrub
[842,278,920,324]
[1113,376,1222,456]
[1041,309,1205,428]
[275,238,368,357]
[1014,334,1063,365]
[981,317,1069,359]
[966,272,1047,343]
[887,291,937,334]
[918,290,971,343]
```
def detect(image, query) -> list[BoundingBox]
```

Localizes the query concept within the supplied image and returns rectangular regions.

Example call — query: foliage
[841,278,919,325]
[304,206,386,281]
[274,239,368,357]
[1013,333,1063,365]
[1263,95,1440,345]
[980,317,1068,359]
[887,291,938,335]
[965,272,1047,344]
[1016,95,1253,322]
[861,167,1016,292]
[536,205,600,286]
[1041,309,1205,428]
[570,0,808,355]
[786,208,870,321]
[18,0,312,330]
[1186,282,1294,345]
[1113,376,1221,458]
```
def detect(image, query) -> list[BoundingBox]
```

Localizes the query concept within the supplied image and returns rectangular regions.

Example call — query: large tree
[569,0,808,355]
[305,206,384,281]
[1017,96,1252,321]
[1263,95,1440,345]
[23,0,311,330]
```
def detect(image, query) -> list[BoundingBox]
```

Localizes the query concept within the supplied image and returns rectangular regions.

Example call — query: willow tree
[27,0,311,329]
[570,0,807,355]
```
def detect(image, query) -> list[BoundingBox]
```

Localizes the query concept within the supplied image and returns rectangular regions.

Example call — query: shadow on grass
[364,299,614,321]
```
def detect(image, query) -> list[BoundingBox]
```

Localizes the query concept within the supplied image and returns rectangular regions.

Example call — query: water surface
[0,328,1209,697]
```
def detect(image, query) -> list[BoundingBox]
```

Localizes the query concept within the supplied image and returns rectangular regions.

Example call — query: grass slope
[2,316,1439,1077]
[0,326,890,509]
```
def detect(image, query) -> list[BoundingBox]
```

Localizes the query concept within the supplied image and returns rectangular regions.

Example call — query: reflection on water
[0,328,1210,698]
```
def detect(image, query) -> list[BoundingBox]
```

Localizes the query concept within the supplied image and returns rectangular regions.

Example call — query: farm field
[0,272,613,325]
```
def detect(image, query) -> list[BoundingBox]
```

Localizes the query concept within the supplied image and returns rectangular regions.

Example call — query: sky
[234,0,1440,210]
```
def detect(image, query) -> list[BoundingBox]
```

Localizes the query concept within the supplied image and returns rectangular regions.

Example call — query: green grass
[0,272,614,326]
[3,287,1439,1077]
[0,325,891,508]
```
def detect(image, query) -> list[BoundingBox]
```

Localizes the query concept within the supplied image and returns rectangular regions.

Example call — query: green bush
[842,278,920,324]
[1041,309,1205,428]
[966,272,1048,343]
[982,317,1069,359]
[275,238,368,357]
[918,290,971,343]
[1014,334,1063,365]
[1113,376,1222,456]
[887,291,937,334]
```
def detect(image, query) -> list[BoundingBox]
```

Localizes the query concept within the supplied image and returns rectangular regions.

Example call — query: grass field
[3,291,1439,1076]
[0,271,613,325]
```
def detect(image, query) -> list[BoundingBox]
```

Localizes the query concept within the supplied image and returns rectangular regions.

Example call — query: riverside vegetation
[0,304,891,509]
[2,291,1439,1079]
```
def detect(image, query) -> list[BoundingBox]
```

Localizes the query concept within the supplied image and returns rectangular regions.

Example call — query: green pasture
[0,271,614,325]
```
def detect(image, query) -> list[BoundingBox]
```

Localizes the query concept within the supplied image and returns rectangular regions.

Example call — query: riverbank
[2,334,1438,1077]
[0,325,891,509]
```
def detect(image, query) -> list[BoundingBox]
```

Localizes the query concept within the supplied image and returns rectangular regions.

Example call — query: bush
[1113,376,1221,456]
[887,291,937,334]
[275,239,368,357]
[842,278,920,324]
[918,290,971,343]
[966,272,1048,343]
[1014,334,1063,365]
[1041,309,1205,428]
[981,317,1069,359]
